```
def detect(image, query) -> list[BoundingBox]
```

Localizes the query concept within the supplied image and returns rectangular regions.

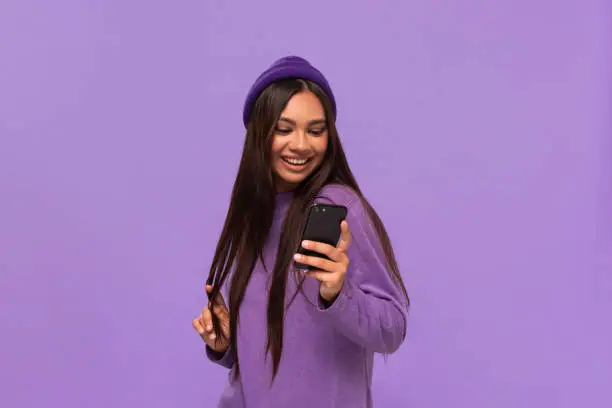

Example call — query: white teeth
[284,157,308,165]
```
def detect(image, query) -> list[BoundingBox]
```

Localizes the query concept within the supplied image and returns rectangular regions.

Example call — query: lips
[281,156,310,166]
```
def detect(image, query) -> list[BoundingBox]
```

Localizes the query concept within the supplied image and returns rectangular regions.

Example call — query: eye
[275,127,292,135]
[309,127,327,136]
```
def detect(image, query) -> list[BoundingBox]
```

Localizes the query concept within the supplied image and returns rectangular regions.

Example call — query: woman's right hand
[192,285,230,353]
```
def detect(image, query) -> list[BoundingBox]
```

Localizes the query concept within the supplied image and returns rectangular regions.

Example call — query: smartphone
[294,203,348,270]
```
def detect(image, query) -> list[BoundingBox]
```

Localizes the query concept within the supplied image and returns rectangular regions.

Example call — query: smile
[282,156,310,166]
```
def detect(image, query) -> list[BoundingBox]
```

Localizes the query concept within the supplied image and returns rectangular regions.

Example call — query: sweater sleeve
[206,344,234,369]
[316,197,409,354]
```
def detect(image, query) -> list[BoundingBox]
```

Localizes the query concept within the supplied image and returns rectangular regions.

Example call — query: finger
[192,317,205,335]
[305,269,341,284]
[301,240,344,262]
[294,253,342,273]
[201,307,214,332]
[212,303,229,320]
[200,312,217,342]
[336,220,352,253]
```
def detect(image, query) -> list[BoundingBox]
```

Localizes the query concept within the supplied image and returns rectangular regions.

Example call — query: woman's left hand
[293,220,352,302]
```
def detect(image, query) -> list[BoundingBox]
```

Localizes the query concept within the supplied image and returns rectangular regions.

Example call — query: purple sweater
[206,185,408,408]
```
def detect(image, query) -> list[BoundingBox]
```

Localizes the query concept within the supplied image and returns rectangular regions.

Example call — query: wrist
[319,282,343,303]
[207,340,229,353]
[216,344,229,353]
[207,343,229,355]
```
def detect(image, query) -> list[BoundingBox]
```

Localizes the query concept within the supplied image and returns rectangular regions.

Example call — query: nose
[289,129,309,152]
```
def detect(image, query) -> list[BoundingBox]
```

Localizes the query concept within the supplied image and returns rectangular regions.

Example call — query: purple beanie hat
[242,56,337,127]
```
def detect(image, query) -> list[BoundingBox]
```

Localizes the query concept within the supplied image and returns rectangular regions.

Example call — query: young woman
[192,56,410,408]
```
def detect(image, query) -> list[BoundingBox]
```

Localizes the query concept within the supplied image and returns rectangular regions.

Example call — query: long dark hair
[207,78,409,382]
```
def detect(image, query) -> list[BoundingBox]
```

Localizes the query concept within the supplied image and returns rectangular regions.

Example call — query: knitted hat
[242,56,337,127]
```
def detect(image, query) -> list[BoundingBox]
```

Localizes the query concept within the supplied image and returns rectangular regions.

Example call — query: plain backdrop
[1,1,610,407]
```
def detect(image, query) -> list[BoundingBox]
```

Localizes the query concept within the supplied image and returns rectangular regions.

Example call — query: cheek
[271,137,283,157]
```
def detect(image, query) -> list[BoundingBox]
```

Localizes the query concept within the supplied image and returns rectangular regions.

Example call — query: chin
[280,174,307,185]
[274,169,311,190]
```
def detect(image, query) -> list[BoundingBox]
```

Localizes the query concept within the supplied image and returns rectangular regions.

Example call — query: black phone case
[294,203,348,270]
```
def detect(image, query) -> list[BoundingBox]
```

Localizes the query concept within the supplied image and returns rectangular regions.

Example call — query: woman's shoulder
[315,183,361,208]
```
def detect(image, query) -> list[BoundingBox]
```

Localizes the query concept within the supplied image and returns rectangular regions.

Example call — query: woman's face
[270,90,329,192]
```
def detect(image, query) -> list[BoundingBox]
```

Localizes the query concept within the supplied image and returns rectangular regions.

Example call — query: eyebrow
[278,117,326,126]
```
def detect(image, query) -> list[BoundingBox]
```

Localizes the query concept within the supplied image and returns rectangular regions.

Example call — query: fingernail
[302,240,310,248]
[210,333,216,340]
[294,253,302,260]
[206,325,212,331]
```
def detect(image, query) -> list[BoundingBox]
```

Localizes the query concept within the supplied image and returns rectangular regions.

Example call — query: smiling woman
[192,56,410,408]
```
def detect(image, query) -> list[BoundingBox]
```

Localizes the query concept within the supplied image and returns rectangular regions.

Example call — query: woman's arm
[315,197,408,353]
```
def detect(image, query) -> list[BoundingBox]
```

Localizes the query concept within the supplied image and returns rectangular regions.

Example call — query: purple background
[1,1,611,407]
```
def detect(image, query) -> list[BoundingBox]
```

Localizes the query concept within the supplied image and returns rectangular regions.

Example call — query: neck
[274,176,298,193]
